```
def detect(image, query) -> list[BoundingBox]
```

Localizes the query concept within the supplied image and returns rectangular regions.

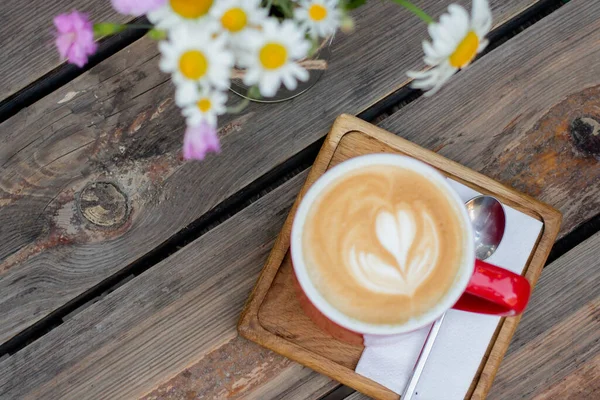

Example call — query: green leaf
[248,86,262,100]
[344,0,367,10]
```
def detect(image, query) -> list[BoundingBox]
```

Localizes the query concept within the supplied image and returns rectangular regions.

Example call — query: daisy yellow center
[170,0,213,19]
[259,43,287,70]
[449,31,479,68]
[221,8,247,32]
[197,98,212,112]
[308,4,328,21]
[179,50,208,80]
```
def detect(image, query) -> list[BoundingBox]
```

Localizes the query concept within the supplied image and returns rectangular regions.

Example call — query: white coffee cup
[291,154,530,339]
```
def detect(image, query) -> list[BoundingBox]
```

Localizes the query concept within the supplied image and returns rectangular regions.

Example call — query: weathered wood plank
[0,0,538,344]
[0,0,130,102]
[532,354,600,399]
[0,171,308,399]
[488,232,600,399]
[141,337,338,400]
[378,0,600,239]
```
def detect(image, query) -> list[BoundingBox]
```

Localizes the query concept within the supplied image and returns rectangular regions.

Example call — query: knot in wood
[78,182,128,227]
[570,116,600,159]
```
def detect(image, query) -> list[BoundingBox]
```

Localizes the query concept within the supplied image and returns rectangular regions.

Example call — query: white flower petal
[472,0,493,36]
[423,64,457,96]
[243,67,261,86]
[259,74,281,97]
[438,13,466,43]
[289,63,309,82]
[448,4,470,31]
[282,72,298,91]
[408,69,440,89]
[175,82,201,107]
[477,38,489,53]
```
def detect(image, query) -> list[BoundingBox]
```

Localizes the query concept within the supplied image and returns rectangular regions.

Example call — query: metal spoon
[402,196,506,400]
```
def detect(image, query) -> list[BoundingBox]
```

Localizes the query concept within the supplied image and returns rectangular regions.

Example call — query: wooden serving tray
[238,114,561,400]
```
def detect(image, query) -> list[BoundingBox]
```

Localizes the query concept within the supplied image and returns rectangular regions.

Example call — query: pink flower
[111,0,167,16]
[183,123,221,161]
[53,11,97,68]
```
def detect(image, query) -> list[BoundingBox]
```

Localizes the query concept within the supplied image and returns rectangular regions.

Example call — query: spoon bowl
[465,195,506,260]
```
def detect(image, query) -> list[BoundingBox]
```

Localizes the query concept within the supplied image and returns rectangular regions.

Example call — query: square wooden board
[238,114,562,400]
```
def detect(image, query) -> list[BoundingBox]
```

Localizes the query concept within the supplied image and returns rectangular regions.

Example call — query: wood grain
[258,253,364,369]
[141,336,338,400]
[346,233,600,400]
[489,232,600,399]
[0,0,538,345]
[378,0,600,240]
[0,0,130,101]
[0,171,310,400]
[239,115,560,400]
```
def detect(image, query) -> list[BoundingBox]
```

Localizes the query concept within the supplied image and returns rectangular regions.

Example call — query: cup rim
[290,154,475,335]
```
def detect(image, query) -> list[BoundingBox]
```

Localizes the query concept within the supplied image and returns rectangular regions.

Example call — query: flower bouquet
[53,0,492,160]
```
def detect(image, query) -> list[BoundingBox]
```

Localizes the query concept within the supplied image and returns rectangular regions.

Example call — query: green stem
[93,22,126,37]
[147,28,167,40]
[226,97,251,114]
[227,86,261,113]
[93,22,159,39]
[389,0,434,24]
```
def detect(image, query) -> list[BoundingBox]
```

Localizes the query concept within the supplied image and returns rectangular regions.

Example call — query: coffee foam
[348,204,440,296]
[302,165,466,325]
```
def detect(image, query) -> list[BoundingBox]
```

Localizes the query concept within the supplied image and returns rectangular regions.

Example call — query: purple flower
[111,0,167,16]
[183,122,221,161]
[53,11,97,68]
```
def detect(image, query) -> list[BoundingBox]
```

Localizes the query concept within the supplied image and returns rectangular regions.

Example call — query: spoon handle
[402,313,446,400]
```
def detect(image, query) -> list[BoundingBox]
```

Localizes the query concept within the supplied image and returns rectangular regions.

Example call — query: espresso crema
[302,165,467,325]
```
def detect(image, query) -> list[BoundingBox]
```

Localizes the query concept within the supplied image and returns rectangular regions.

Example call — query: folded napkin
[355,180,543,399]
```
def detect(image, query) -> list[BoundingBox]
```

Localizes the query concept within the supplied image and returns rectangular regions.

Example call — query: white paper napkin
[355,180,544,399]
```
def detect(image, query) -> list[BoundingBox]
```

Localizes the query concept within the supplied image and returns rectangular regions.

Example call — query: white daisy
[210,0,267,39]
[159,23,234,106]
[181,89,227,127]
[148,0,214,30]
[407,0,492,96]
[295,0,341,39]
[238,19,311,97]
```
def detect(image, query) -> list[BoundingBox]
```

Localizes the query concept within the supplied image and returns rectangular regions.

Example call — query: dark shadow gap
[320,385,354,400]
[0,17,149,124]
[546,213,600,265]
[0,0,577,358]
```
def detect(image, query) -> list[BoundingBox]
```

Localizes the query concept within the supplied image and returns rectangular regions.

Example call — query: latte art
[348,205,440,296]
[302,165,467,325]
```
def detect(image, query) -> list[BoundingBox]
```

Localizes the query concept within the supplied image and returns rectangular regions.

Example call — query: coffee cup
[290,154,530,343]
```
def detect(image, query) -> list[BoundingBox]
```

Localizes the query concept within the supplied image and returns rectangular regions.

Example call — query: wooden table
[0,0,598,399]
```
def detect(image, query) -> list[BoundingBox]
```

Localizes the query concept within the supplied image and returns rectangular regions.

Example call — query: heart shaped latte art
[347,204,440,296]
